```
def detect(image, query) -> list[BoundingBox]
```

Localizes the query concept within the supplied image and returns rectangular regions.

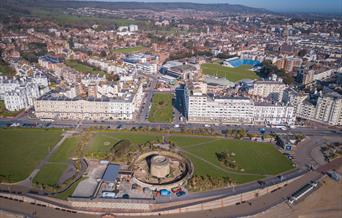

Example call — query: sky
[94,0,342,13]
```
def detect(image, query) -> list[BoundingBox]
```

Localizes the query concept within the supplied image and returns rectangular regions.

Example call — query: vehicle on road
[259,128,266,134]
[273,125,288,131]
[176,191,186,197]
[10,123,21,127]
[160,189,171,197]
[171,187,182,193]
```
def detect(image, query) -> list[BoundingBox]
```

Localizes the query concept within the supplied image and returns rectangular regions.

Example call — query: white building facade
[184,85,295,125]
[4,83,40,111]
[248,80,287,102]
[34,84,144,121]
[296,93,342,126]
[1,74,49,111]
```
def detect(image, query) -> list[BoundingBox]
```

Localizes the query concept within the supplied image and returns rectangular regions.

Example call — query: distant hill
[0,0,270,16]
[65,1,269,14]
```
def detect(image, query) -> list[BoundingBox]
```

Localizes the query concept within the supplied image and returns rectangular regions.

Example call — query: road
[1,116,341,139]
[138,73,158,122]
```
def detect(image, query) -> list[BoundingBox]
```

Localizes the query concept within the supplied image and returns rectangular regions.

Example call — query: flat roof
[102,164,120,182]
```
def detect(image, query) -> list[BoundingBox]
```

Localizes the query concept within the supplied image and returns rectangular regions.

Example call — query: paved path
[18,132,72,188]
[17,121,83,188]
[294,135,341,169]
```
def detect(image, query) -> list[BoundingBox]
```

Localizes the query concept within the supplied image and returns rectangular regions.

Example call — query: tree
[298,49,307,57]
[68,38,74,49]
[260,60,294,85]
[100,50,107,58]
[217,53,235,59]
[237,129,246,138]
[106,74,120,81]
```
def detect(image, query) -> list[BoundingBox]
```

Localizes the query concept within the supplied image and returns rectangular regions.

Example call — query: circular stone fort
[130,150,193,190]
[150,155,171,178]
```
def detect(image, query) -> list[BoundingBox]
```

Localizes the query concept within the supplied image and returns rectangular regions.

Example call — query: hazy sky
[95,0,342,13]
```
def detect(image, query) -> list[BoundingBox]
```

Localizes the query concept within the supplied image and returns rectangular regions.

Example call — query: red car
[171,187,182,193]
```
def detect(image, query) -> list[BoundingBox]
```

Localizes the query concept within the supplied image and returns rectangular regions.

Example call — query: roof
[205,75,234,87]
[102,164,120,182]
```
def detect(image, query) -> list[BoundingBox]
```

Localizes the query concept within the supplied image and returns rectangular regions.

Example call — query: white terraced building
[254,102,295,125]
[248,79,287,102]
[184,84,295,125]
[296,92,342,126]
[4,83,40,111]
[0,77,21,100]
[34,84,144,120]
[0,74,49,111]
[314,93,342,126]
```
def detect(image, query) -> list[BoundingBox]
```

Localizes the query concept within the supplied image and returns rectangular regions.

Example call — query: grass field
[31,9,145,27]
[148,93,173,123]
[0,128,63,183]
[0,62,16,76]
[86,131,292,184]
[65,60,106,76]
[113,46,144,54]
[86,132,162,158]
[50,137,80,162]
[169,136,293,184]
[201,63,259,82]
[54,178,85,200]
[33,136,80,187]
[33,163,68,187]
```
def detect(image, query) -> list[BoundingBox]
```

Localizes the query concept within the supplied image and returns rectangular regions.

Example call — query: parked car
[176,191,186,197]
[160,189,171,197]
[171,187,182,193]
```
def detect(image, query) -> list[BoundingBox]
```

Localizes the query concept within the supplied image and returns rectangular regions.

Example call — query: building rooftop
[38,91,134,102]
[102,164,120,183]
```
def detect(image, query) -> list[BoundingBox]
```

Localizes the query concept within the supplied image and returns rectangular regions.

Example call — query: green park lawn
[86,131,162,158]
[33,163,68,187]
[49,136,80,162]
[65,60,106,76]
[0,128,63,183]
[0,61,16,76]
[85,131,293,185]
[54,178,85,200]
[148,93,173,123]
[113,46,144,54]
[201,63,259,82]
[169,136,294,184]
[33,136,80,187]
[32,9,144,27]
